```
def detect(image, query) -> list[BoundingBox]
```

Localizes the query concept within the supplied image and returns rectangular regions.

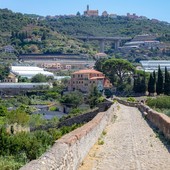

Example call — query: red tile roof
[72,69,103,75]
[90,76,105,80]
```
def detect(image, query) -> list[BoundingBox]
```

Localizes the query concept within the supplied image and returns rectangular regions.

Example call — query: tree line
[95,58,170,96]
[147,66,170,95]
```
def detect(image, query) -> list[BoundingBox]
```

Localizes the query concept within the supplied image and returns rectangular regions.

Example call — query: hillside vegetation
[0,9,96,55]
[41,16,170,39]
[0,8,170,56]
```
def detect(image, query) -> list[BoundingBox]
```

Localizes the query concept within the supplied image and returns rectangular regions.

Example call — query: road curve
[78,104,170,170]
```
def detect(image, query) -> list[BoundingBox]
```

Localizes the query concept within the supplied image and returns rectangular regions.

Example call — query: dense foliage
[147,96,170,109]
[42,16,170,38]
[0,9,95,55]
[0,123,82,169]
[60,91,84,108]
[1,8,170,59]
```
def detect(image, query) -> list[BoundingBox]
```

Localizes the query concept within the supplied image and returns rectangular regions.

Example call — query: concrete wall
[116,98,170,141]
[20,103,115,170]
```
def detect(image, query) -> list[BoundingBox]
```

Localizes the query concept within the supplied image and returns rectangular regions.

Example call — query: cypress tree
[164,67,170,95]
[133,75,140,93]
[156,65,164,95]
[140,75,147,94]
[148,72,155,95]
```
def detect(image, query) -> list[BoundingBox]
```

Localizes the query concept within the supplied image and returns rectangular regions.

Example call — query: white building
[11,66,54,79]
[140,60,170,72]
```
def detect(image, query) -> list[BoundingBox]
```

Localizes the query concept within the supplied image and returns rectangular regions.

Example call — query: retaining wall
[116,98,170,141]
[20,103,115,170]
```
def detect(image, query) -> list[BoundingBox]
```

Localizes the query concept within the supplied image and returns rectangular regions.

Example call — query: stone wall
[58,101,112,128]
[115,98,139,107]
[138,103,170,140]
[116,98,170,141]
[20,102,115,170]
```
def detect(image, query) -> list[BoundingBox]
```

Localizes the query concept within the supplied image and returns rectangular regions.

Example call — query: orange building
[84,5,98,17]
[68,69,112,93]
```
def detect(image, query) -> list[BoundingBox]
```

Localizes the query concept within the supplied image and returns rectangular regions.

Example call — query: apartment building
[68,69,112,93]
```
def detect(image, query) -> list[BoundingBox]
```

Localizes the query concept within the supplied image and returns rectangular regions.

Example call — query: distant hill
[41,16,170,41]
[0,8,170,58]
[0,9,96,56]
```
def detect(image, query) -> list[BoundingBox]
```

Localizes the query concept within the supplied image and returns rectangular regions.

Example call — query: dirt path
[78,104,170,170]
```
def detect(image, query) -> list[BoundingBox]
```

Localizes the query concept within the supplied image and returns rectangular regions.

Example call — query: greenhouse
[11,66,54,78]
[140,60,170,72]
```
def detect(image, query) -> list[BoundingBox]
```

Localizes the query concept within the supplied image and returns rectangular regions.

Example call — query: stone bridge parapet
[20,101,115,170]
[115,98,170,141]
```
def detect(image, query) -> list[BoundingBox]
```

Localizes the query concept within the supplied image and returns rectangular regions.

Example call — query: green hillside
[41,16,170,40]
[0,9,96,55]
[1,8,170,58]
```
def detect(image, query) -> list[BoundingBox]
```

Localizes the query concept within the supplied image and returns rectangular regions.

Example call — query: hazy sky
[0,0,170,22]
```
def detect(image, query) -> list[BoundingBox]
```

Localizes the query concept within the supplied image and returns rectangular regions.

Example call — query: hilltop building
[84,5,98,17]
[127,13,138,19]
[2,72,18,83]
[102,11,108,17]
[68,69,112,93]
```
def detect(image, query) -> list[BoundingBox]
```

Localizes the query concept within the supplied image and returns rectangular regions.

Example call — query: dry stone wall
[20,103,115,170]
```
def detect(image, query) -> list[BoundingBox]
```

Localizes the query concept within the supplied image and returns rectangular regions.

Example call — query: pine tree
[164,67,170,95]
[156,65,164,95]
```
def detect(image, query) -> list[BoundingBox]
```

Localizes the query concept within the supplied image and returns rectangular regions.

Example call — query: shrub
[127,97,136,102]
[0,105,8,116]
[49,106,59,111]
[147,96,170,109]
[98,96,105,103]
[98,139,104,145]
[0,156,23,170]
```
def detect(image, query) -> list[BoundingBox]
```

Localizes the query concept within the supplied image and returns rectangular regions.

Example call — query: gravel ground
[78,103,170,170]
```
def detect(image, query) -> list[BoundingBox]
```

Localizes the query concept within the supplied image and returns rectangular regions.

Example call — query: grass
[98,130,107,145]
[102,130,107,136]
[98,139,104,145]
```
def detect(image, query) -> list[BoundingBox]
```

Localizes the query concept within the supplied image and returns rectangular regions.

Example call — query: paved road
[79,104,170,170]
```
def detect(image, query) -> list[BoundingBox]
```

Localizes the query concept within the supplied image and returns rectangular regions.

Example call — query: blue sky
[0,0,170,22]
